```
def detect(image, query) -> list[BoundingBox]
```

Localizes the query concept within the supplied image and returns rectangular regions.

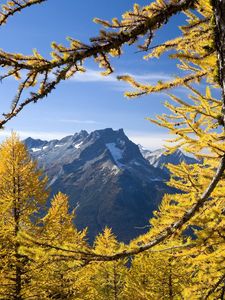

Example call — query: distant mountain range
[139,145,198,172]
[24,128,198,243]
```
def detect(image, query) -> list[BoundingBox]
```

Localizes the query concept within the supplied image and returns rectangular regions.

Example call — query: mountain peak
[76,130,89,138]
[92,128,125,137]
[139,146,198,171]
[24,128,170,243]
[24,137,48,149]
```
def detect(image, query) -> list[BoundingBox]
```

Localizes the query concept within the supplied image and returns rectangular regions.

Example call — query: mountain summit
[24,129,188,243]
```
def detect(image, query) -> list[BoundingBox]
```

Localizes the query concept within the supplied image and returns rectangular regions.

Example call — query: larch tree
[85,228,127,300]
[25,192,90,300]
[30,0,220,267]
[82,0,225,262]
[1,0,225,298]
[123,239,190,300]
[0,133,48,300]
[0,0,201,129]
[1,0,225,272]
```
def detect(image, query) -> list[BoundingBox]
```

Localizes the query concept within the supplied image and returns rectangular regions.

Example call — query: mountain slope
[25,129,173,243]
[139,146,198,172]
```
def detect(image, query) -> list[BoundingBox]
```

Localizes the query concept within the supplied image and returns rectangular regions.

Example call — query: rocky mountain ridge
[24,128,196,243]
[139,145,198,172]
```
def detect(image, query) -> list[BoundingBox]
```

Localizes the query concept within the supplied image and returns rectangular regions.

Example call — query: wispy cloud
[69,69,117,83]
[131,73,171,83]
[60,119,100,124]
[4,67,172,91]
[69,68,171,84]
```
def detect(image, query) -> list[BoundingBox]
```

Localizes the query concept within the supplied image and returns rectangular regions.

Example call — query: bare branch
[0,65,71,128]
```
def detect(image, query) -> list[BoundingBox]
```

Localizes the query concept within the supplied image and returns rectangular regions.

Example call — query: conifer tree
[0,133,48,300]
[1,2,225,298]
[86,228,127,300]
[28,192,90,300]
[124,239,190,300]
[79,0,225,261]
[5,1,225,297]
[1,0,225,268]
[131,160,225,298]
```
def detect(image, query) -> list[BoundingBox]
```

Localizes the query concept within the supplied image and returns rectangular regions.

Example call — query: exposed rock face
[25,129,194,243]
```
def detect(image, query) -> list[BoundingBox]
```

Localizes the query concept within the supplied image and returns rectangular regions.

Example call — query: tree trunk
[113,263,118,300]
[211,0,225,125]
[168,267,173,300]
[12,146,22,300]
[220,279,225,299]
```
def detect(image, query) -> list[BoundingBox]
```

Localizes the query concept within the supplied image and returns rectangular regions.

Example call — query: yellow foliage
[0,133,48,299]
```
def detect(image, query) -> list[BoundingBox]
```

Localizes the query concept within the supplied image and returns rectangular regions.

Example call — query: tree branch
[0,0,196,72]
[0,0,47,26]
[204,274,225,299]
[30,155,225,262]
[89,155,225,261]
[0,0,197,128]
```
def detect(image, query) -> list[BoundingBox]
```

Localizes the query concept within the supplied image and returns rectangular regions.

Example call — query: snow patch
[150,178,162,181]
[55,144,65,148]
[111,165,120,175]
[106,143,124,166]
[117,139,125,147]
[31,148,41,152]
[74,141,83,149]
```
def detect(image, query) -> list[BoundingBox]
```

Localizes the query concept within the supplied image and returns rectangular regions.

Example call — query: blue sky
[0,0,187,149]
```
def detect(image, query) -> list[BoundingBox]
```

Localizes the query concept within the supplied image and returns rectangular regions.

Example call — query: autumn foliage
[1,0,225,299]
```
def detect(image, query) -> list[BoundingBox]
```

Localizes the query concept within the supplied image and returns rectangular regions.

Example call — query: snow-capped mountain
[24,129,189,243]
[139,146,198,172]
